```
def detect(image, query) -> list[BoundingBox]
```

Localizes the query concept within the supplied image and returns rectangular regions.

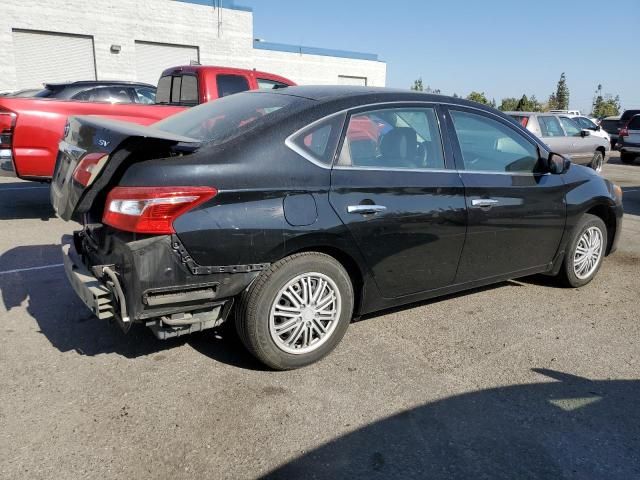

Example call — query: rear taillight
[103,186,217,234]
[72,153,109,186]
[520,117,529,127]
[0,111,17,162]
[619,127,628,138]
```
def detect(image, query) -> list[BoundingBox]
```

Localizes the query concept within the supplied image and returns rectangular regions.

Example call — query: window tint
[156,76,171,104]
[538,116,565,137]
[180,75,198,105]
[171,76,182,104]
[629,116,640,130]
[291,115,344,165]
[257,78,289,90]
[134,86,156,104]
[337,107,444,169]
[155,92,306,144]
[559,117,581,136]
[450,110,539,173]
[216,74,250,97]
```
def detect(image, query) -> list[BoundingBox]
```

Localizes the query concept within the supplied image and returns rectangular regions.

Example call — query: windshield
[154,92,307,143]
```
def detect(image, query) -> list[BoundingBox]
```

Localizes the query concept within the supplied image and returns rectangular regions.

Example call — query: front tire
[590,150,604,173]
[235,252,354,370]
[558,214,607,288]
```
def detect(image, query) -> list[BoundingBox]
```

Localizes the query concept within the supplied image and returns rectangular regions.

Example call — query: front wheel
[558,214,607,288]
[589,151,604,173]
[235,252,354,370]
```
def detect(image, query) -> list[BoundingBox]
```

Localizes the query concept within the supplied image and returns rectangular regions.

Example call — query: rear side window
[450,109,539,173]
[72,87,133,103]
[538,116,565,137]
[217,74,250,97]
[628,116,640,130]
[290,114,345,166]
[337,107,444,170]
[257,78,289,90]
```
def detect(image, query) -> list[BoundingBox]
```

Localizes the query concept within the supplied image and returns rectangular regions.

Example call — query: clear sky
[243,0,640,113]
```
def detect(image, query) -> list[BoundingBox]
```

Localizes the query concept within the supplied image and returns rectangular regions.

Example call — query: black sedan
[51,86,624,370]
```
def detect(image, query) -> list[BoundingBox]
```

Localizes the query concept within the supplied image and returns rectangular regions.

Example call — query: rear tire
[620,153,636,164]
[235,252,354,370]
[589,150,604,173]
[558,214,607,288]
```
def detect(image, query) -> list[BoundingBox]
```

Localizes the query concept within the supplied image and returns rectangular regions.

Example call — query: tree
[411,78,424,91]
[547,92,558,110]
[592,95,621,118]
[514,94,543,112]
[552,73,569,110]
[466,91,490,105]
[499,97,519,111]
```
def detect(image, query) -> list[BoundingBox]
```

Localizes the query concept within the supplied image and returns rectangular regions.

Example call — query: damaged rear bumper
[61,231,260,339]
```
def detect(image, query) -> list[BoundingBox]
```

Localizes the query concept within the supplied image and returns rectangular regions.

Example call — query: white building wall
[0,0,386,91]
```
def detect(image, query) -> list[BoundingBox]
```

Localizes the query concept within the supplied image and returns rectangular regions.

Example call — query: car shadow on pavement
[262,369,640,480]
[0,181,55,220]
[0,243,266,369]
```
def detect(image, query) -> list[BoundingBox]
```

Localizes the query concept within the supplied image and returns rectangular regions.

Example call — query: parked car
[618,114,640,164]
[51,87,623,370]
[30,81,157,103]
[0,66,295,180]
[619,109,640,130]
[506,112,610,172]
[600,115,621,148]
[566,114,610,143]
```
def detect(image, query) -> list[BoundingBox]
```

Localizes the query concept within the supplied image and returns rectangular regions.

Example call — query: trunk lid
[51,115,199,221]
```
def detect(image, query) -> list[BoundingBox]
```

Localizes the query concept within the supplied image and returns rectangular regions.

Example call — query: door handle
[347,204,387,214]
[471,198,499,208]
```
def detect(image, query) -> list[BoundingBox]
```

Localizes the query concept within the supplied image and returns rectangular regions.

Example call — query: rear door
[445,106,566,283]
[559,116,592,164]
[328,104,467,298]
[537,115,574,157]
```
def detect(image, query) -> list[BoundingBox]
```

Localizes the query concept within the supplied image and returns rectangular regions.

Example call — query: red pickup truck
[0,66,294,180]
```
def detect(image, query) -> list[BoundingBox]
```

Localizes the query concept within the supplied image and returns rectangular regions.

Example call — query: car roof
[260,85,493,110]
[44,80,156,88]
[602,115,621,120]
[503,111,556,116]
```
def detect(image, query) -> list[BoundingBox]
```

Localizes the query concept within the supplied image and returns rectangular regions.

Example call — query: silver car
[507,112,610,172]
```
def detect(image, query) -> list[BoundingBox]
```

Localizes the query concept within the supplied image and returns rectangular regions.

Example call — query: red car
[0,66,294,180]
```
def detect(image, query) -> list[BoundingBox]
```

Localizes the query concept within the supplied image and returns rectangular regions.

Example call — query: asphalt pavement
[1,153,639,479]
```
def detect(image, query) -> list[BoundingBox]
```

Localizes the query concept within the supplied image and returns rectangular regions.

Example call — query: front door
[329,105,467,298]
[445,107,567,283]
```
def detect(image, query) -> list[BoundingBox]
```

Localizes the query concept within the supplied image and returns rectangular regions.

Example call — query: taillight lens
[0,111,17,148]
[103,186,217,234]
[619,127,628,137]
[72,153,109,186]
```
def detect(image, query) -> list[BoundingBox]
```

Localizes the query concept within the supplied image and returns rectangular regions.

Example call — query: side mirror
[596,125,601,131]
[581,129,591,137]
[547,152,570,174]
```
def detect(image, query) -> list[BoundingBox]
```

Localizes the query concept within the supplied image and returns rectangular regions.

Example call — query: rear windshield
[601,119,619,132]
[621,110,640,122]
[628,116,640,130]
[154,92,308,143]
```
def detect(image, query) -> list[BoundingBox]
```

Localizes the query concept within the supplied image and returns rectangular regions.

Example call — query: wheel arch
[585,203,616,255]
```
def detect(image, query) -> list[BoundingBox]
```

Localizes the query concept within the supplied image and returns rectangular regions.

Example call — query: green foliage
[592,95,621,118]
[499,97,519,111]
[466,91,490,105]
[411,78,424,91]
[553,73,569,110]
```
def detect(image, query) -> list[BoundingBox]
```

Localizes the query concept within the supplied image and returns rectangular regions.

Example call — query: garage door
[135,41,200,85]
[12,30,96,88]
[338,75,368,86]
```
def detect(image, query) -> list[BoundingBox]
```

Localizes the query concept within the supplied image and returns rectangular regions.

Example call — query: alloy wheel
[573,226,604,280]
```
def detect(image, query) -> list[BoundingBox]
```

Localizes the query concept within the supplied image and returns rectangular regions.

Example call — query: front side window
[575,116,596,129]
[559,117,581,136]
[336,107,444,169]
[216,74,250,97]
[450,109,539,173]
[538,116,565,137]
[134,86,156,104]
